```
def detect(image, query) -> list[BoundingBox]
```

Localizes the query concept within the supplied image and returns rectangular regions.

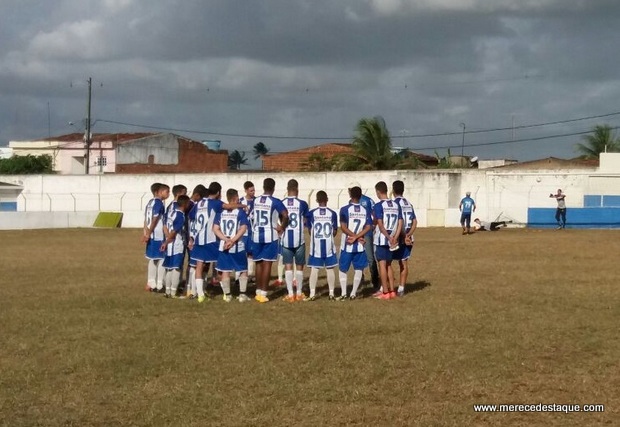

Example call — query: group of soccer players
[142,177,417,303]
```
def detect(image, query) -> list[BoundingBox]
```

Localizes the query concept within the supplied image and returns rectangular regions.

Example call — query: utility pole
[84,77,92,175]
[47,102,51,139]
[460,122,466,157]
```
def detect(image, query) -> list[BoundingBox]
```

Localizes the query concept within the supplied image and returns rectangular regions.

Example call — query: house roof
[493,156,599,170]
[263,143,354,157]
[41,133,156,143]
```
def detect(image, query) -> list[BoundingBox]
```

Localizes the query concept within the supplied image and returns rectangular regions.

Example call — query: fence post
[47,193,52,212]
[19,193,27,212]
[120,192,127,211]
[70,193,77,212]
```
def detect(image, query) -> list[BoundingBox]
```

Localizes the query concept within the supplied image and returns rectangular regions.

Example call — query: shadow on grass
[359,280,431,298]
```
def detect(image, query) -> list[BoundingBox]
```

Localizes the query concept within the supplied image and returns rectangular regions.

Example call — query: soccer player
[164,184,188,222]
[338,186,372,300]
[186,184,208,299]
[189,182,225,303]
[281,179,309,302]
[392,180,417,297]
[251,178,289,303]
[549,189,567,229]
[143,183,170,292]
[161,195,191,298]
[213,189,251,303]
[373,181,403,300]
[306,191,339,301]
[239,181,256,282]
[347,181,379,291]
[459,191,476,235]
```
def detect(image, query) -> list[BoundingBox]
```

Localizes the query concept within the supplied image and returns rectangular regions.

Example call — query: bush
[0,154,54,174]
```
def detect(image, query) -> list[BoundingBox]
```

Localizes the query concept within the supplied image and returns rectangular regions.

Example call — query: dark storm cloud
[2,0,620,162]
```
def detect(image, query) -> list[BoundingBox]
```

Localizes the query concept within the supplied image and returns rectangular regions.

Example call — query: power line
[98,110,620,141]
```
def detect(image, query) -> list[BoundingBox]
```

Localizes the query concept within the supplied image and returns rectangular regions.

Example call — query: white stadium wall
[2,165,615,230]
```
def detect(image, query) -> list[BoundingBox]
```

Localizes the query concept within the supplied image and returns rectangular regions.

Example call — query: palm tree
[335,116,397,171]
[252,142,270,160]
[576,125,620,159]
[228,150,248,170]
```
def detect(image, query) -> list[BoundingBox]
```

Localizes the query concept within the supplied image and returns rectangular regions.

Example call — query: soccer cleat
[389,292,397,299]
[283,295,296,303]
[188,294,196,300]
[197,295,206,303]
[303,295,317,302]
[374,292,391,300]
[372,289,383,298]
[349,294,357,300]
[238,294,251,303]
[222,294,233,303]
[328,295,336,301]
[397,289,405,297]
[336,295,348,301]
[171,295,180,299]
[254,294,270,303]
[273,279,284,287]
[295,293,306,302]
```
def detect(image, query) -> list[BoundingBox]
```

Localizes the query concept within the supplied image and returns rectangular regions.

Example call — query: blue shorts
[374,245,394,262]
[216,251,248,272]
[339,251,368,272]
[392,244,413,261]
[163,253,184,269]
[252,241,279,262]
[308,254,338,269]
[460,213,472,227]
[191,243,219,263]
[281,245,306,266]
[145,239,165,260]
[244,236,253,256]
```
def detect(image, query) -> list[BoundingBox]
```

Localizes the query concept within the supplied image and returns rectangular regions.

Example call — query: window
[95,156,107,167]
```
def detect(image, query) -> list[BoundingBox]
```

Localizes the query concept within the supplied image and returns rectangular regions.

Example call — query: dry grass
[0,228,619,426]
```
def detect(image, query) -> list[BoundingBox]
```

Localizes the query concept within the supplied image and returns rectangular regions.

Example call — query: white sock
[164,270,172,295]
[285,270,294,296]
[339,271,348,297]
[235,271,241,281]
[189,267,196,295]
[277,257,284,281]
[352,270,363,297]
[398,284,405,293]
[248,259,255,277]
[170,269,181,295]
[196,279,205,298]
[309,267,319,297]
[326,268,335,296]
[147,260,157,289]
[239,276,248,294]
[221,277,231,295]
[156,260,165,290]
[295,271,304,295]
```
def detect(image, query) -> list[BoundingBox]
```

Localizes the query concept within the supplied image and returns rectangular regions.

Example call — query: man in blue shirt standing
[459,191,476,235]
[347,181,379,291]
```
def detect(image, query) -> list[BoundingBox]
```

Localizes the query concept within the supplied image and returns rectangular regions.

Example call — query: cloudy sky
[2,0,619,165]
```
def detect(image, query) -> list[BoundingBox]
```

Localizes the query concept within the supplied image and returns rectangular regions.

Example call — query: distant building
[477,159,518,169]
[262,143,437,172]
[9,133,228,174]
[0,147,13,159]
[493,156,598,170]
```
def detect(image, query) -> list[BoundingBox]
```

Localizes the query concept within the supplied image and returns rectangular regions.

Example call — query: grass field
[1,228,619,426]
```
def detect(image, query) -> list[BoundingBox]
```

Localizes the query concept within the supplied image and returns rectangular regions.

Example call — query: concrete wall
[116,133,179,165]
[0,212,98,229]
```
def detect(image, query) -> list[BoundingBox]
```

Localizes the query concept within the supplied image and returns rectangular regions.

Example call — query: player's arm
[276,204,289,234]
[392,207,403,246]
[160,217,181,251]
[332,213,338,237]
[459,200,463,211]
[473,201,477,212]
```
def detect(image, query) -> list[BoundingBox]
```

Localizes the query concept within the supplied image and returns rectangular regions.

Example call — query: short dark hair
[349,186,362,200]
[150,183,162,195]
[192,184,209,198]
[172,184,187,197]
[375,181,388,194]
[208,182,222,196]
[159,184,170,192]
[226,188,238,201]
[317,190,328,203]
[243,181,254,190]
[177,195,191,208]
[263,178,276,193]
[392,180,404,196]
[287,179,299,191]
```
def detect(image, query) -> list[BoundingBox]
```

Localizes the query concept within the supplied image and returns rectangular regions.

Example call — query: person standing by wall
[550,189,567,229]
[459,191,476,235]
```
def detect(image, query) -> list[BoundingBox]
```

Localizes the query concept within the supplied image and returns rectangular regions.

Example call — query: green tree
[301,153,334,171]
[335,116,398,171]
[252,142,270,160]
[0,154,54,174]
[576,125,620,159]
[227,150,248,170]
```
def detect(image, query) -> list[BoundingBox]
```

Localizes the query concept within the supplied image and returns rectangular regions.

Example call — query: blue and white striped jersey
[165,209,186,256]
[307,207,338,259]
[251,195,287,244]
[164,200,178,223]
[359,194,375,237]
[145,198,165,241]
[339,203,372,253]
[373,199,403,246]
[281,197,309,249]
[394,196,417,235]
[239,196,254,237]
[214,208,250,253]
[190,197,224,245]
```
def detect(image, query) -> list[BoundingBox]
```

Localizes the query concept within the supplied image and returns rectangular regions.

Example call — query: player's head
[557,188,562,194]
[191,184,208,200]
[263,178,276,195]
[392,180,405,197]
[226,188,239,204]
[287,179,299,196]
[466,191,471,197]
[208,182,222,199]
[177,195,191,212]
[157,184,170,200]
[474,218,480,224]
[374,181,388,198]
[172,184,187,198]
[150,182,162,196]
[243,181,255,198]
[349,186,362,202]
[316,190,328,205]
